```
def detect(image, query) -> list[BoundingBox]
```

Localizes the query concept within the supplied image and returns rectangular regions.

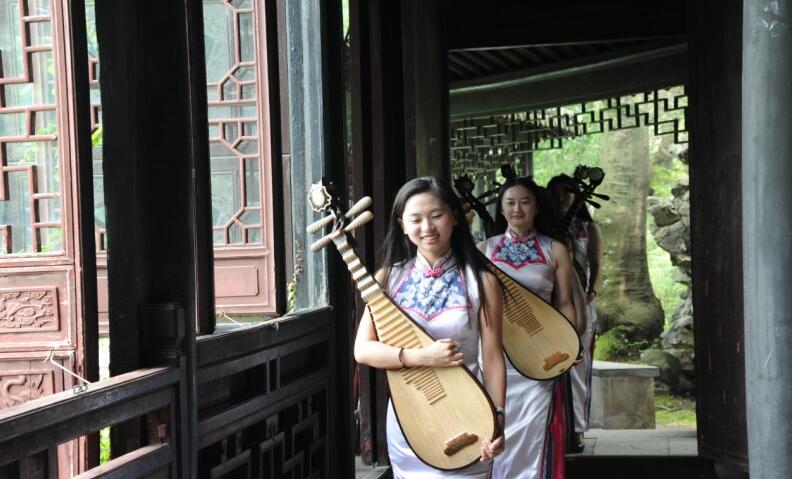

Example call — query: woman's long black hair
[379,177,499,323]
[546,174,594,223]
[494,176,568,244]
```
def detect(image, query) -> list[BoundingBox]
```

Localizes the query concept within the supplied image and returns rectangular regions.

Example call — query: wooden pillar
[95,0,212,473]
[743,1,792,477]
[401,0,449,179]
[350,0,408,464]
[65,0,101,468]
[687,0,748,472]
[320,0,356,476]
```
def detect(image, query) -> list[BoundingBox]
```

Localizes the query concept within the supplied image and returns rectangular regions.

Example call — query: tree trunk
[597,127,664,342]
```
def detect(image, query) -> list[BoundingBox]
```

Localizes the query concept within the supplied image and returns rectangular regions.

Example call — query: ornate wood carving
[0,370,52,409]
[0,287,58,332]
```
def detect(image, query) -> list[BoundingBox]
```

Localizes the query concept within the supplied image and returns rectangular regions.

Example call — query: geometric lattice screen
[205,0,264,247]
[0,0,63,255]
[451,86,687,175]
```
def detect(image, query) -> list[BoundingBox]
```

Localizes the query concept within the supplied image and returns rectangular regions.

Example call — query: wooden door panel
[206,0,277,315]
[0,0,88,474]
[0,267,76,350]
[213,249,275,313]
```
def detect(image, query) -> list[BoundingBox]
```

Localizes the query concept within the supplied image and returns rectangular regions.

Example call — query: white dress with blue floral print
[385,250,490,478]
[486,229,559,479]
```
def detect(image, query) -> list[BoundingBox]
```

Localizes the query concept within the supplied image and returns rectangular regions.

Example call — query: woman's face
[550,183,576,215]
[501,184,538,233]
[399,192,456,261]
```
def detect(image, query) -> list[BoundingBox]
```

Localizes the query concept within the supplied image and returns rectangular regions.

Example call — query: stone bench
[589,360,660,429]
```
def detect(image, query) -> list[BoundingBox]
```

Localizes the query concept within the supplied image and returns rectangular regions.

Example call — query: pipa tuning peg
[586,199,602,209]
[306,213,336,234]
[311,232,337,252]
[346,196,372,218]
[344,211,373,232]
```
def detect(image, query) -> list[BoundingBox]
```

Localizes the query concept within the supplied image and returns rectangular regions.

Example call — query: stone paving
[355,456,390,479]
[354,428,699,478]
[573,428,698,456]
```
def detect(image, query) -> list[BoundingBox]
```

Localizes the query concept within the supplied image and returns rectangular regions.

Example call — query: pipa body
[484,258,582,380]
[333,233,496,470]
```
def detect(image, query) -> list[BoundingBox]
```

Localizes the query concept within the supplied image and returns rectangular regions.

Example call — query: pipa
[306,180,496,471]
[483,257,582,380]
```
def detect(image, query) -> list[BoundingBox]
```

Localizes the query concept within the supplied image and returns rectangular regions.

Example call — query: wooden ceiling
[445,0,688,85]
[448,40,680,83]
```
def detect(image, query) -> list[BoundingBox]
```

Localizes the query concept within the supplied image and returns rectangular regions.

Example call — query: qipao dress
[385,250,490,478]
[485,229,563,479]
[568,218,596,433]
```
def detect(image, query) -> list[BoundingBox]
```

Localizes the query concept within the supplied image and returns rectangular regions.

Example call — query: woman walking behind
[548,174,603,452]
[482,177,577,479]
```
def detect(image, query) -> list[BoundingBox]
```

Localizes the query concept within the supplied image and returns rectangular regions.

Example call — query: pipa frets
[401,367,447,404]
[495,269,544,335]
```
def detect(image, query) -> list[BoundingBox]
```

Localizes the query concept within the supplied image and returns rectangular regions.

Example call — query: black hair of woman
[546,174,594,223]
[494,176,569,245]
[379,176,501,322]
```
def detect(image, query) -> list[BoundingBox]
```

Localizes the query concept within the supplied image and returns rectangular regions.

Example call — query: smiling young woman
[481,176,577,479]
[353,177,506,478]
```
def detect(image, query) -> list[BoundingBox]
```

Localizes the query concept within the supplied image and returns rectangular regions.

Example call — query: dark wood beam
[446,0,686,51]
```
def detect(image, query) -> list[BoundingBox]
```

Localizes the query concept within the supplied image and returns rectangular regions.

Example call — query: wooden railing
[0,307,351,478]
[195,307,339,477]
[0,367,182,478]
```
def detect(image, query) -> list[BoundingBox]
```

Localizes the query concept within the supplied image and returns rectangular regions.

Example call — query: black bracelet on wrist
[398,347,405,368]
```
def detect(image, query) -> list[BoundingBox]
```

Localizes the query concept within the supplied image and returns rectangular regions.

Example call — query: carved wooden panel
[0,352,70,409]
[0,287,59,332]
[0,0,88,474]
[0,370,51,408]
[0,268,74,350]
[0,352,79,476]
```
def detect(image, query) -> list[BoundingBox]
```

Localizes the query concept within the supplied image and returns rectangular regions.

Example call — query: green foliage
[100,427,111,464]
[648,147,687,198]
[595,325,656,361]
[655,393,697,428]
[40,228,62,253]
[92,124,104,148]
[532,133,601,186]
